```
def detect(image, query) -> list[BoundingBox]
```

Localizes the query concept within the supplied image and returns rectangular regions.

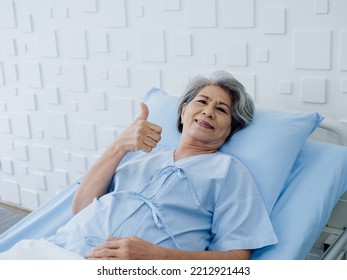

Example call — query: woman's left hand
[87,236,251,260]
[87,236,166,260]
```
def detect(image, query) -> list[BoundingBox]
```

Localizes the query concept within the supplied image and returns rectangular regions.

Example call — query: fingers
[87,237,131,259]
[87,236,151,260]
[131,122,161,152]
[87,238,121,259]
[137,137,159,153]
[137,102,161,133]
[87,248,119,259]
[144,127,162,143]
[134,103,162,152]
[138,102,149,120]
[116,102,162,153]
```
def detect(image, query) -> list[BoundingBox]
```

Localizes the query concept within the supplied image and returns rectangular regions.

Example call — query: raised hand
[116,102,162,153]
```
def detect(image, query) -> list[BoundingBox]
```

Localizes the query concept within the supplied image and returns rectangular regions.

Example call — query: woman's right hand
[72,103,162,214]
[115,102,162,154]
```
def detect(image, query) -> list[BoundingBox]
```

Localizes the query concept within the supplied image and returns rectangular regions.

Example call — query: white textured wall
[0,0,346,210]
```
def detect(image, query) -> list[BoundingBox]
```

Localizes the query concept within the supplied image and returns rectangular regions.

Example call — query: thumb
[138,102,149,120]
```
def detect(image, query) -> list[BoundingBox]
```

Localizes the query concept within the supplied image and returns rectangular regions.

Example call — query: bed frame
[311,118,347,260]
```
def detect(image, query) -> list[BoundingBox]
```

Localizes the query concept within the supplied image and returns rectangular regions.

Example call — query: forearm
[72,140,126,214]
[72,102,161,214]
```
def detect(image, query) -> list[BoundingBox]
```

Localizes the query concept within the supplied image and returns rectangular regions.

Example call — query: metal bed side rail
[319,118,347,146]
[320,228,347,260]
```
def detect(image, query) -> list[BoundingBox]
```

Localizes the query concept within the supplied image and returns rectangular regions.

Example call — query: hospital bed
[0,87,346,260]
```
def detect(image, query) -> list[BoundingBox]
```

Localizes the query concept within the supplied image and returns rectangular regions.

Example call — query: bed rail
[318,118,347,260]
[320,228,347,260]
[319,118,347,146]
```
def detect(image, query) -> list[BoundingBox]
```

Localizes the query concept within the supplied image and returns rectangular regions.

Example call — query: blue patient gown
[47,149,278,257]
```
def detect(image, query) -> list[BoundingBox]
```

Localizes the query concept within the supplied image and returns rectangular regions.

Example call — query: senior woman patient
[0,71,278,260]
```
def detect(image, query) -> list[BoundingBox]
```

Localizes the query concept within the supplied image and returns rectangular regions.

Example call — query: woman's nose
[203,107,215,119]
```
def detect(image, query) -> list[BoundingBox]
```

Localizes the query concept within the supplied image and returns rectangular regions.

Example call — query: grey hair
[177,71,254,141]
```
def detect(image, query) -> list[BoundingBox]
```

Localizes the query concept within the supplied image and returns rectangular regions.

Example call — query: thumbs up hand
[138,102,149,121]
[114,102,162,154]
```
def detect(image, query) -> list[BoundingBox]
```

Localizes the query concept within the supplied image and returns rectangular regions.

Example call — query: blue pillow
[143,87,323,213]
[252,140,347,259]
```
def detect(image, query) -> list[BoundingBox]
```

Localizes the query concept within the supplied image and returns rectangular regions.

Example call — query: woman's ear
[180,103,187,124]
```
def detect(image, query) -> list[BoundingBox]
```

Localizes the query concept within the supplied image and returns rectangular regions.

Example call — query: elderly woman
[0,71,277,260]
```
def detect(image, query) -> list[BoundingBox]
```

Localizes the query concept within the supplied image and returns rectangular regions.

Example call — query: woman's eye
[217,107,227,113]
[197,99,207,104]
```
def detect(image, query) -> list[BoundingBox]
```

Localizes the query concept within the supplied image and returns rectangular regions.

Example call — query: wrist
[108,138,128,158]
[156,246,175,260]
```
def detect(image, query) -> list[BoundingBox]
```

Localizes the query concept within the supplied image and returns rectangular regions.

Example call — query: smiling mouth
[196,119,214,129]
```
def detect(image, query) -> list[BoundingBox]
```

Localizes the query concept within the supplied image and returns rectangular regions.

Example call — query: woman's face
[180,85,232,150]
